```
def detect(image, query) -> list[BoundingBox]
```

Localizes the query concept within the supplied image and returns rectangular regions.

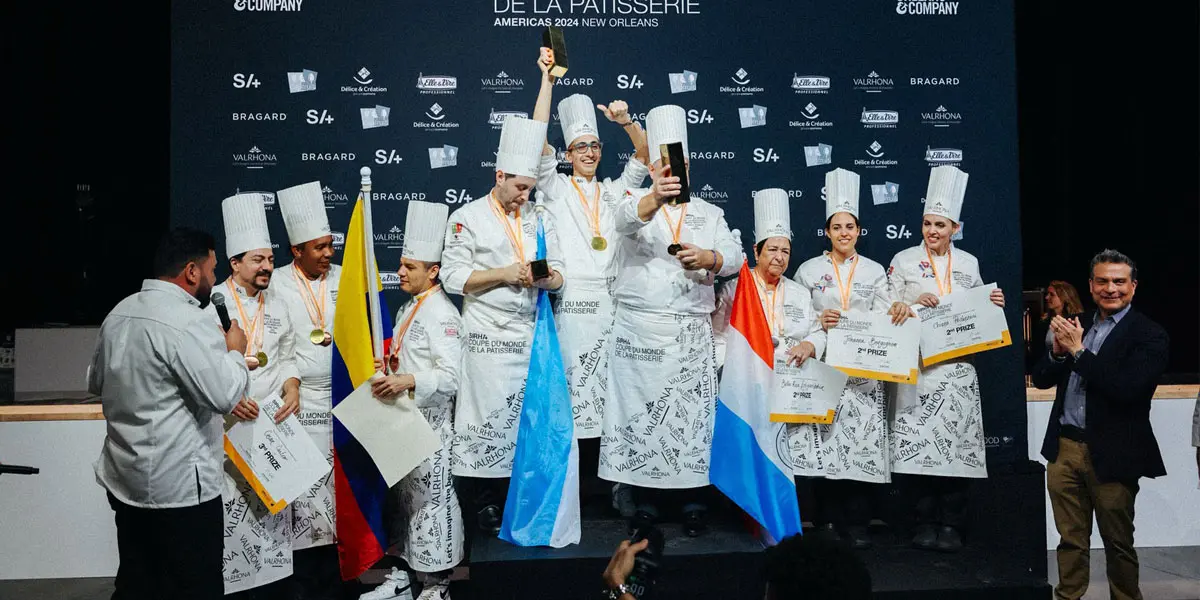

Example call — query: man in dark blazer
[1033,249,1169,600]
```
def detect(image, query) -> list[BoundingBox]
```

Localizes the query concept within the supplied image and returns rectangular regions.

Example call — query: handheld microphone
[212,292,232,332]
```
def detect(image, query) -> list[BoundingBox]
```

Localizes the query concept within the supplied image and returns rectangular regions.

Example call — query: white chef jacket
[206,278,301,401]
[272,262,341,416]
[887,242,984,303]
[712,275,827,368]
[441,194,567,315]
[391,287,462,409]
[794,252,892,327]
[609,192,742,316]
[90,279,250,508]
[535,154,649,283]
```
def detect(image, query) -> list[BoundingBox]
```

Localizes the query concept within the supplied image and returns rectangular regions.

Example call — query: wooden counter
[1023,384,1198,402]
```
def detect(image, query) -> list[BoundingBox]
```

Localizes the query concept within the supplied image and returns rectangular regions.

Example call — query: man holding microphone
[90,228,250,600]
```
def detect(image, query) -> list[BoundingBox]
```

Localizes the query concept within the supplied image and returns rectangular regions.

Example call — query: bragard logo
[234,0,302,11]
[301,152,356,162]
[791,74,831,94]
[417,73,457,95]
[481,70,523,94]
[853,71,894,93]
[232,112,287,121]
[910,76,960,86]
[921,105,962,127]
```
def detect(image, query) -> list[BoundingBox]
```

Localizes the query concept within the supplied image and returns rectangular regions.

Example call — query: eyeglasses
[567,141,603,154]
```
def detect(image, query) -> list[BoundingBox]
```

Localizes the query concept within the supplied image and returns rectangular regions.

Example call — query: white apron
[554,278,615,439]
[887,243,988,478]
[274,263,341,551]
[451,298,534,478]
[599,305,717,489]
[207,281,300,593]
[385,289,464,572]
[791,253,893,483]
[221,464,294,594]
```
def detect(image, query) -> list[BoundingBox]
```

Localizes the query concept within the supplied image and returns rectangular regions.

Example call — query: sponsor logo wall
[172,0,1024,462]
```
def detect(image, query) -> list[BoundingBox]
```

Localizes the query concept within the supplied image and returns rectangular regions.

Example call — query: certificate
[825,311,921,384]
[331,374,440,487]
[916,283,1011,367]
[770,357,849,424]
[224,392,332,514]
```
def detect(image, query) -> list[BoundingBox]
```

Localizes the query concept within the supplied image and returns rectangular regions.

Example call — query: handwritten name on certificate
[916,283,1011,367]
[770,356,850,424]
[224,392,332,514]
[825,311,921,384]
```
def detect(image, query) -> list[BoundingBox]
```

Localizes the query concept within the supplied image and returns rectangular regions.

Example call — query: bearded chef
[272,181,342,599]
[530,47,651,516]
[440,115,566,537]
[360,201,465,600]
[598,104,743,538]
[211,193,302,597]
[792,168,895,550]
[886,165,1005,553]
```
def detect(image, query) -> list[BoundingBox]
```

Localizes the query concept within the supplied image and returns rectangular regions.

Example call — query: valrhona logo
[234,0,302,10]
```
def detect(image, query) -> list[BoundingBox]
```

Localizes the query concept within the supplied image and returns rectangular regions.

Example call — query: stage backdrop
[171,0,1024,465]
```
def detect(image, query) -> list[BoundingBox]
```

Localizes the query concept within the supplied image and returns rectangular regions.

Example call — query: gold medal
[245,355,260,370]
[256,351,268,368]
[591,236,607,251]
[309,328,327,345]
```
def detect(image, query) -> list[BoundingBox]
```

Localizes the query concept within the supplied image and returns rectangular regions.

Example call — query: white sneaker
[415,580,450,600]
[359,567,414,600]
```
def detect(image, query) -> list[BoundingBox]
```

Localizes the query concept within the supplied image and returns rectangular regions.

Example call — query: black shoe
[683,510,708,537]
[477,505,502,536]
[611,484,636,519]
[911,523,938,550]
[812,523,842,544]
[845,525,873,550]
[628,509,657,536]
[934,525,963,553]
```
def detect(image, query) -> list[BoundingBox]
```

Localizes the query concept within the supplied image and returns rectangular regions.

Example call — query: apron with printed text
[554,278,615,439]
[451,299,534,478]
[890,360,986,478]
[599,306,716,489]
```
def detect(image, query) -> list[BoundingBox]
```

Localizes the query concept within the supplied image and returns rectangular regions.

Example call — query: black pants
[633,486,709,518]
[108,492,223,600]
[810,479,873,528]
[912,475,970,528]
[280,545,343,600]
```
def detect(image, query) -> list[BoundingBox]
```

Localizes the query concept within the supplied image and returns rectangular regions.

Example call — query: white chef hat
[924,165,969,223]
[824,168,860,219]
[495,116,547,178]
[276,181,331,246]
[646,105,688,164]
[402,201,450,262]
[753,188,792,243]
[558,94,598,146]
[222,193,271,259]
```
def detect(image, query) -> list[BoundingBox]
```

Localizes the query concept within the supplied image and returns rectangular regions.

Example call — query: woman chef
[885,165,1005,553]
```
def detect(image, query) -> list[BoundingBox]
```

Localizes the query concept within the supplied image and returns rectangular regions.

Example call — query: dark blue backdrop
[171,0,1025,464]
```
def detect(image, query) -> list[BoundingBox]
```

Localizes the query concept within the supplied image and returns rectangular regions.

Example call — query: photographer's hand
[603,538,650,598]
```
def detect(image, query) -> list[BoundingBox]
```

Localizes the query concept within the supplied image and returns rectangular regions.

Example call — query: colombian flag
[710,261,803,545]
[332,197,393,580]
